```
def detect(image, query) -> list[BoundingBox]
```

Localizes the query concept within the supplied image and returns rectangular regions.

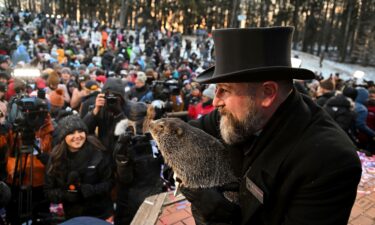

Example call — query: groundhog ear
[176,127,183,136]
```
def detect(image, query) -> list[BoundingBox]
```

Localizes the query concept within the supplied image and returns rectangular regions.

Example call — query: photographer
[6,94,54,224]
[113,118,163,225]
[83,77,148,155]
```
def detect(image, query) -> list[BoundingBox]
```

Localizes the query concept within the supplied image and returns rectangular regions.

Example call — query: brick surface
[350,205,363,220]
[355,198,374,210]
[364,207,375,219]
[159,210,191,225]
[350,215,374,225]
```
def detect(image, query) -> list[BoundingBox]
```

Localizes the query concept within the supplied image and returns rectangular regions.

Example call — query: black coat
[45,142,113,220]
[191,89,361,225]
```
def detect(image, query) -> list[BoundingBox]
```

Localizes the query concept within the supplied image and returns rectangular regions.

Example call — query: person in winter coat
[355,87,375,155]
[83,77,148,155]
[113,113,163,224]
[188,84,215,120]
[80,80,101,118]
[45,115,113,220]
[128,72,153,103]
[316,78,335,106]
[181,27,361,225]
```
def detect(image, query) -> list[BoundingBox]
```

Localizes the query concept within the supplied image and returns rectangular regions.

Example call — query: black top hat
[196,27,315,83]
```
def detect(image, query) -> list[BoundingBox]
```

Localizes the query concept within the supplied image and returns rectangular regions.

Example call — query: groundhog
[149,118,238,194]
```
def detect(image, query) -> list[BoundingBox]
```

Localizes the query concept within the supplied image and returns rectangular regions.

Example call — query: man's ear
[260,81,278,108]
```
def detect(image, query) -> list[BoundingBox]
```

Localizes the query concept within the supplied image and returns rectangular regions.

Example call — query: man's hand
[93,93,105,115]
[180,183,240,224]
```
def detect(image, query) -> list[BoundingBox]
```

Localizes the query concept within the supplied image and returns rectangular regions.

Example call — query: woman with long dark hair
[45,115,113,221]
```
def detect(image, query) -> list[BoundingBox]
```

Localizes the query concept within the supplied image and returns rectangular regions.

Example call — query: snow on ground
[292,50,375,81]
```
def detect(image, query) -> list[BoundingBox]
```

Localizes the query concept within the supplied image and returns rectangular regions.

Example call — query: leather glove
[180,183,240,224]
[63,190,82,202]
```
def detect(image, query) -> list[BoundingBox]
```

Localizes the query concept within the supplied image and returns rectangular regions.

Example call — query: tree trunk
[229,0,238,27]
[292,0,300,49]
[317,0,330,56]
[324,0,337,51]
[339,0,354,62]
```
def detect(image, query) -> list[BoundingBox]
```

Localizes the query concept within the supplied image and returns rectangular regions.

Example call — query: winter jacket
[190,89,361,225]
[323,94,356,132]
[83,100,145,154]
[355,88,375,138]
[129,85,153,103]
[316,91,335,106]
[45,140,113,220]
[188,100,215,120]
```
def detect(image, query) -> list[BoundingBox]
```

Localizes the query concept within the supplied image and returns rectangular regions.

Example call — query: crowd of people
[0,8,372,225]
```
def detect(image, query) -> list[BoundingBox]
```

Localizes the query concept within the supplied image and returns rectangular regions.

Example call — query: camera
[105,92,118,105]
[11,95,48,145]
[152,80,180,102]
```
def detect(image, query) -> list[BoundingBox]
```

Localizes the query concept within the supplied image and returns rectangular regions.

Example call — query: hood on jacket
[102,77,125,99]
[355,87,369,105]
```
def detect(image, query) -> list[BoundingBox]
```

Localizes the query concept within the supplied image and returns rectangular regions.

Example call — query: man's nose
[213,95,224,108]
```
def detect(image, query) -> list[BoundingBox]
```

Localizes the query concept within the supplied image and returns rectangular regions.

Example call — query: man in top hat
[181,27,361,225]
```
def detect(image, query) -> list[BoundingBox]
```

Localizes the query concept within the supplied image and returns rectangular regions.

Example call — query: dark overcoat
[190,89,362,225]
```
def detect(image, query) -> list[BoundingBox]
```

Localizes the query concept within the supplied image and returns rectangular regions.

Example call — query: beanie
[320,79,334,91]
[49,88,65,107]
[57,115,88,143]
[85,80,100,91]
[343,86,358,101]
[136,71,147,83]
[47,71,60,87]
[35,77,46,89]
[203,84,216,99]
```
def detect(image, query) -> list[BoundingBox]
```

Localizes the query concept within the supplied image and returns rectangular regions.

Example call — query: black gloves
[180,183,240,225]
[114,132,134,185]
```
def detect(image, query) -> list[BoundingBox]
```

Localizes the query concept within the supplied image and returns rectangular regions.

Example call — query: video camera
[152,79,180,102]
[12,95,48,145]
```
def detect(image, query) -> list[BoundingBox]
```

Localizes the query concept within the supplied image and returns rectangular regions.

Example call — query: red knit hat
[49,88,65,107]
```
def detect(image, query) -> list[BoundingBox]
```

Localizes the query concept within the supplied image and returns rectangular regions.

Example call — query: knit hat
[85,80,100,91]
[47,71,60,87]
[136,71,147,83]
[343,86,358,101]
[49,88,65,107]
[61,67,72,75]
[320,79,335,91]
[35,77,46,89]
[57,115,88,143]
[203,84,216,99]
[102,77,125,99]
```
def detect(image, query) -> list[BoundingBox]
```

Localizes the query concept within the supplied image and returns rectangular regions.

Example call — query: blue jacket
[355,88,375,137]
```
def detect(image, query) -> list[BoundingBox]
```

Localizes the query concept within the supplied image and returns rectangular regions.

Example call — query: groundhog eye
[158,124,164,130]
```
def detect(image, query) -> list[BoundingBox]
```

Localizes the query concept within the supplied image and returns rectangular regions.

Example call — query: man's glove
[114,132,134,184]
[180,183,240,224]
[63,190,82,202]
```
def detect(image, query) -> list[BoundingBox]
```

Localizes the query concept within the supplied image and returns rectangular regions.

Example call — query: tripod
[8,130,39,225]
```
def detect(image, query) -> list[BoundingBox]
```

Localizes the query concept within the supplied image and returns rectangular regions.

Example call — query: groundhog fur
[149,118,238,189]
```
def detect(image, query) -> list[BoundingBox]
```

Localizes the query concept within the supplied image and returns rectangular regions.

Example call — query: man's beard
[219,97,264,145]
